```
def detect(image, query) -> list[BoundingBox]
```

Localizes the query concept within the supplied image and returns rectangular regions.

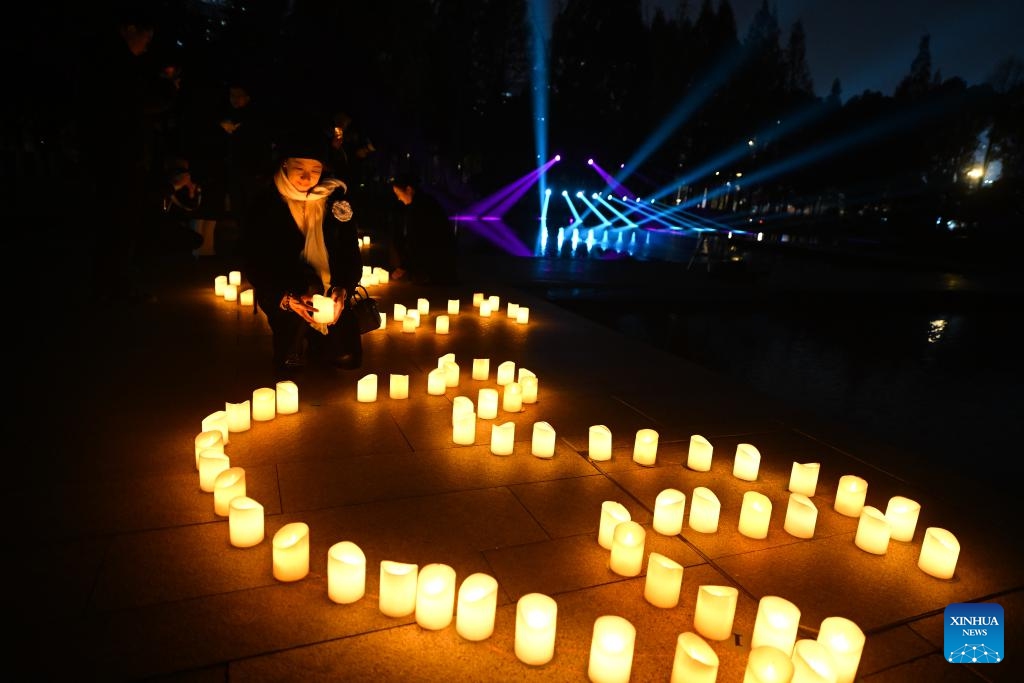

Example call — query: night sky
[643,0,1023,100]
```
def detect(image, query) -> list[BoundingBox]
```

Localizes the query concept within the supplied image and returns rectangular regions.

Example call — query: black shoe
[332,352,362,370]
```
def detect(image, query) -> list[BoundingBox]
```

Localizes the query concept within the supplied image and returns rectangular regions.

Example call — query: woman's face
[284,158,323,192]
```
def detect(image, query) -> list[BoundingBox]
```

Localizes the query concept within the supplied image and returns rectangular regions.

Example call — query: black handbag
[347,284,381,334]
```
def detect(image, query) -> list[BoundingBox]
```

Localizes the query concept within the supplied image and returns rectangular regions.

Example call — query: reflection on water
[589,300,1022,468]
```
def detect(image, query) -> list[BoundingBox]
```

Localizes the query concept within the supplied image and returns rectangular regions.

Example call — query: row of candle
[260,519,864,683]
[602,429,962,578]
[390,295,532,326]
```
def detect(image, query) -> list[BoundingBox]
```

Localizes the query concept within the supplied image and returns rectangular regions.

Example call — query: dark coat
[242,181,362,309]
[390,189,459,284]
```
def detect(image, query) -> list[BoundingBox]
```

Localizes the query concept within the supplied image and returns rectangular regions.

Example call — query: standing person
[388,173,459,284]
[241,127,363,375]
[74,3,170,301]
[188,79,275,259]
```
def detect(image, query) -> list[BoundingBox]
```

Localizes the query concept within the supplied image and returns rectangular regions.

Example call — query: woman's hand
[282,294,315,324]
[327,287,346,325]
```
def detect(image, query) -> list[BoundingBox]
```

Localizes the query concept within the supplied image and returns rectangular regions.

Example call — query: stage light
[588,158,594,165]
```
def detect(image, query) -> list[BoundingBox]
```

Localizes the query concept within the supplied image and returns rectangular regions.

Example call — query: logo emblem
[944,603,1003,664]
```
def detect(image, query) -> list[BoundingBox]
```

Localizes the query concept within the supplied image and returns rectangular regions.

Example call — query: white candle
[472,292,484,307]
[516,306,530,324]
[918,527,959,579]
[507,302,520,318]
[372,266,388,282]
[327,541,366,604]
[415,563,456,630]
[487,295,499,310]
[477,388,499,419]
[442,360,460,388]
[609,520,645,577]
[588,615,635,683]
[202,409,230,443]
[644,552,683,608]
[223,283,238,301]
[393,303,406,321]
[688,487,721,533]
[751,595,801,656]
[834,475,868,517]
[275,380,298,414]
[589,425,613,461]
[733,442,761,481]
[791,638,837,683]
[687,434,713,471]
[213,466,246,516]
[408,309,420,327]
[194,429,224,470]
[884,495,921,542]
[738,491,772,539]
[228,496,264,548]
[437,352,455,368]
[198,450,230,492]
[356,374,378,402]
[598,501,631,549]
[378,311,386,329]
[452,395,473,422]
[447,298,460,315]
[228,270,241,286]
[427,368,447,395]
[854,505,890,554]
[379,560,418,617]
[817,616,865,683]
[252,387,276,421]
[490,422,515,455]
[311,294,334,324]
[784,493,818,539]
[670,631,719,683]
[402,316,416,333]
[531,421,556,458]
[456,572,498,641]
[435,315,450,334]
[502,381,523,412]
[742,645,794,683]
[693,585,739,641]
[653,488,686,535]
[479,300,492,316]
[240,288,254,306]
[225,400,251,433]
[514,593,557,666]
[417,297,430,315]
[471,358,490,380]
[272,522,310,582]
[496,360,516,385]
[214,275,227,296]
[789,462,821,496]
[390,374,409,399]
[452,410,477,445]
[632,428,659,466]
[520,374,538,403]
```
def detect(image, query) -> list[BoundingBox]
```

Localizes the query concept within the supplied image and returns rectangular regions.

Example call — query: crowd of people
[35,3,462,375]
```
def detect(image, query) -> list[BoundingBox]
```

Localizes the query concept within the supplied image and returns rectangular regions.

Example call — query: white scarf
[274,169,347,293]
